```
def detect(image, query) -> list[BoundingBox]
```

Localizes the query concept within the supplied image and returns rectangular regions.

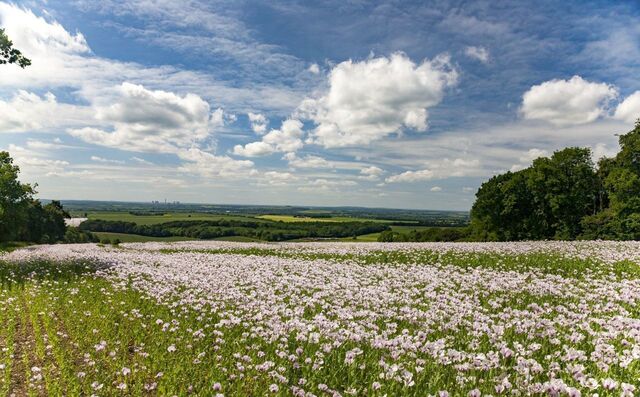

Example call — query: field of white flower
[1,241,640,396]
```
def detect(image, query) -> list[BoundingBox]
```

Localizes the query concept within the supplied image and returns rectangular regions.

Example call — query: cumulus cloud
[298,178,358,192]
[210,107,235,127]
[464,46,489,63]
[386,169,434,183]
[359,166,384,181]
[0,91,92,133]
[300,52,457,148]
[0,2,301,115]
[430,186,442,192]
[232,141,274,157]
[177,148,255,178]
[247,112,268,134]
[283,152,333,169]
[521,76,618,126]
[69,83,219,153]
[509,148,548,172]
[614,91,640,124]
[591,143,618,162]
[262,171,298,186]
[308,63,320,74]
[386,158,480,183]
[233,119,304,157]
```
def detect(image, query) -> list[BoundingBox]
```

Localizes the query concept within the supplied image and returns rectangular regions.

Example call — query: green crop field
[256,214,417,224]
[87,211,258,225]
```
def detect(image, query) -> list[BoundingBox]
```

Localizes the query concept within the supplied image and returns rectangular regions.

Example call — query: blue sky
[1,0,639,210]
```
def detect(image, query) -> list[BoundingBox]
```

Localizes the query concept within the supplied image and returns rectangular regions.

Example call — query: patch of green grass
[93,232,195,243]
[338,232,382,242]
[88,211,258,226]
[0,241,30,253]
[212,236,264,242]
[256,214,416,224]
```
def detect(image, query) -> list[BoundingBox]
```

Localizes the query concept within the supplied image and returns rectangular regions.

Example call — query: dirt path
[8,292,47,397]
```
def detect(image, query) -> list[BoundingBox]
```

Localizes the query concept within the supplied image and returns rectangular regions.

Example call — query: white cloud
[613,91,640,124]
[283,152,333,169]
[25,138,70,150]
[462,186,475,193]
[247,112,268,134]
[210,107,235,127]
[0,2,302,115]
[232,141,274,157]
[262,171,298,186]
[91,156,125,164]
[298,178,358,192]
[0,91,92,133]
[519,148,548,163]
[386,169,434,183]
[308,63,320,74]
[510,148,549,172]
[521,76,618,126]
[177,148,255,178]
[430,186,442,192]
[386,158,480,183]
[131,156,154,165]
[233,119,304,157]
[591,143,618,162]
[263,119,304,152]
[359,165,384,181]
[300,52,457,148]
[6,144,69,172]
[464,46,489,63]
[360,166,383,176]
[69,83,219,153]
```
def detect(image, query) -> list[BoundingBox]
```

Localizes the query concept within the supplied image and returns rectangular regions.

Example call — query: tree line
[470,121,640,241]
[0,152,95,244]
[80,219,389,241]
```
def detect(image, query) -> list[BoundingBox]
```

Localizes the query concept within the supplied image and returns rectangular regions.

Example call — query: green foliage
[377,227,471,242]
[0,151,70,243]
[0,152,35,242]
[377,230,395,242]
[63,227,99,243]
[81,218,390,241]
[470,147,599,240]
[0,28,31,68]
[471,121,640,241]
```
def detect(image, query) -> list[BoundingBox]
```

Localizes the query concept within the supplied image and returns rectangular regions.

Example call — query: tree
[582,120,640,239]
[0,28,31,68]
[527,148,599,239]
[470,147,599,241]
[0,152,36,241]
[42,200,70,242]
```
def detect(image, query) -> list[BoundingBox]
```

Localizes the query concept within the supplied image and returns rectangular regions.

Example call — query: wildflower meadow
[1,241,639,396]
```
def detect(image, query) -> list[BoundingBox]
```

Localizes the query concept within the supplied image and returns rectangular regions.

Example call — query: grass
[86,211,446,242]
[337,226,457,242]
[212,236,264,242]
[0,242,30,253]
[256,214,417,224]
[93,232,196,243]
[87,211,259,226]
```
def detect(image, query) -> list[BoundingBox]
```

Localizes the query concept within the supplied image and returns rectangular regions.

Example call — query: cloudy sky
[1,0,639,210]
